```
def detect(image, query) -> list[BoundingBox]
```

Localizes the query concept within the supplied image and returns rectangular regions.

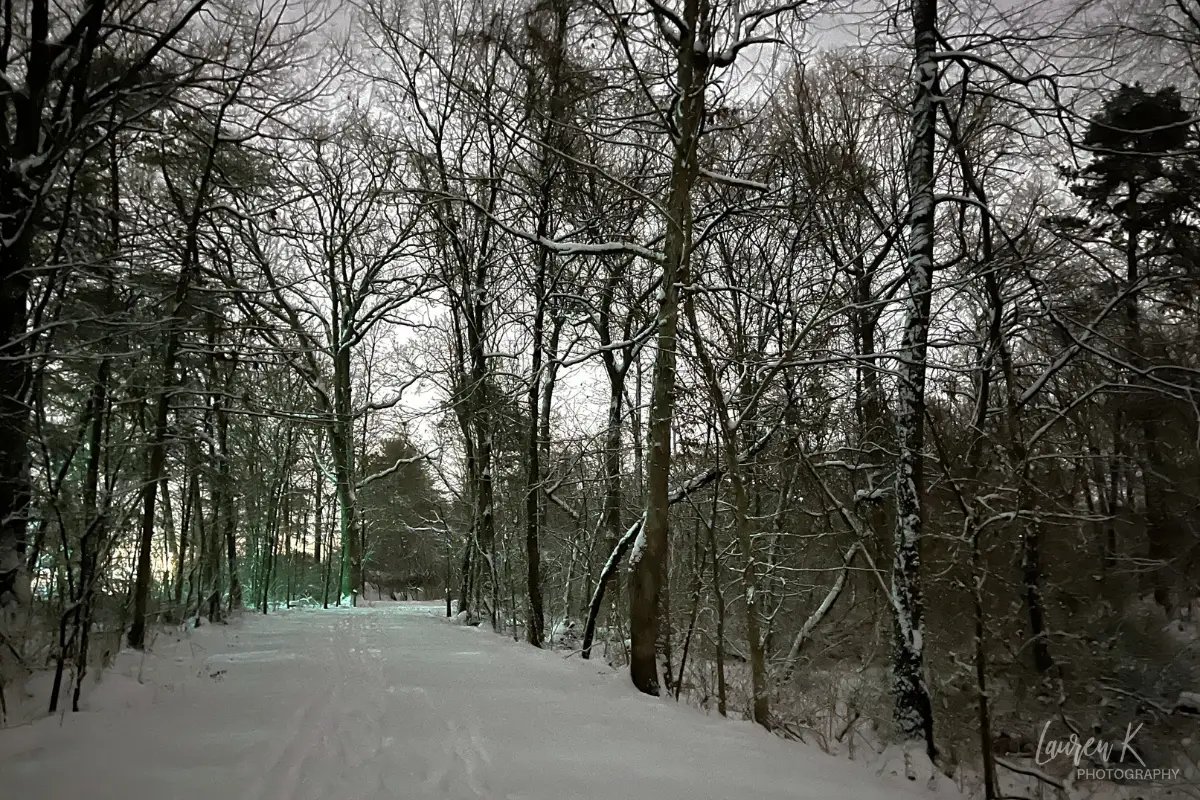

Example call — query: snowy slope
[0,603,956,800]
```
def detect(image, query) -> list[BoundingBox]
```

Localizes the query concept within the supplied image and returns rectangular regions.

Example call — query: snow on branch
[709,1,811,65]
[352,376,419,418]
[629,421,782,570]
[580,419,784,657]
[712,36,784,67]
[737,0,812,32]
[648,0,688,45]
[356,449,437,491]
[542,483,582,524]
[780,541,860,681]
[698,168,770,192]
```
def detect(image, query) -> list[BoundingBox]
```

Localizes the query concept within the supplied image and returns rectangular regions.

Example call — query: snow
[627,526,648,568]
[1176,691,1200,714]
[1,603,952,799]
[876,742,960,794]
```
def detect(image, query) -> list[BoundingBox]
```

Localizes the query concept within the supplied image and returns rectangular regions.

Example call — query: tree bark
[331,341,362,604]
[890,0,939,759]
[218,393,241,611]
[524,253,548,647]
[629,0,709,698]
[706,491,727,717]
[129,321,185,649]
[0,159,34,613]
[1122,184,1175,612]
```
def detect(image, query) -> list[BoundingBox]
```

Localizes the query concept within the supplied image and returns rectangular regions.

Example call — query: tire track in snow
[238,668,339,800]
[309,609,413,799]
[246,608,503,800]
[313,611,389,799]
[237,613,354,800]
[424,715,501,798]
[268,678,342,800]
[456,717,495,797]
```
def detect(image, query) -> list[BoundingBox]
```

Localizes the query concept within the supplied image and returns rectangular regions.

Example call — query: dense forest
[2,0,1199,796]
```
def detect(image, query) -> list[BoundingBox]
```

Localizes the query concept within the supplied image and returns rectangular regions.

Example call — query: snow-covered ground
[0,603,955,799]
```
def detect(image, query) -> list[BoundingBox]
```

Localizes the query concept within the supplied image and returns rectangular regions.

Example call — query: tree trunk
[313,457,323,565]
[781,543,859,682]
[1123,186,1175,612]
[222,456,241,612]
[283,484,292,609]
[1021,521,1053,674]
[129,330,182,648]
[629,0,708,697]
[192,472,209,623]
[706,495,727,717]
[675,513,705,701]
[205,460,224,625]
[681,279,769,725]
[524,279,547,647]
[215,359,241,612]
[71,356,110,712]
[174,457,194,613]
[331,338,363,604]
[322,491,334,609]
[890,0,939,759]
[185,466,204,619]
[160,476,177,577]
[49,361,111,715]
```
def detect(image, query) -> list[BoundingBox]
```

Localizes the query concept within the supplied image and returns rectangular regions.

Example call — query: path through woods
[0,604,943,799]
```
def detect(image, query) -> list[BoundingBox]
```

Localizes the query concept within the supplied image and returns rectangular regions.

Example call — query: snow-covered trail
[1,604,944,799]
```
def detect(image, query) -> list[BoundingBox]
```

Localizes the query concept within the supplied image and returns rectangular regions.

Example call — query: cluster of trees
[2,0,1198,795]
